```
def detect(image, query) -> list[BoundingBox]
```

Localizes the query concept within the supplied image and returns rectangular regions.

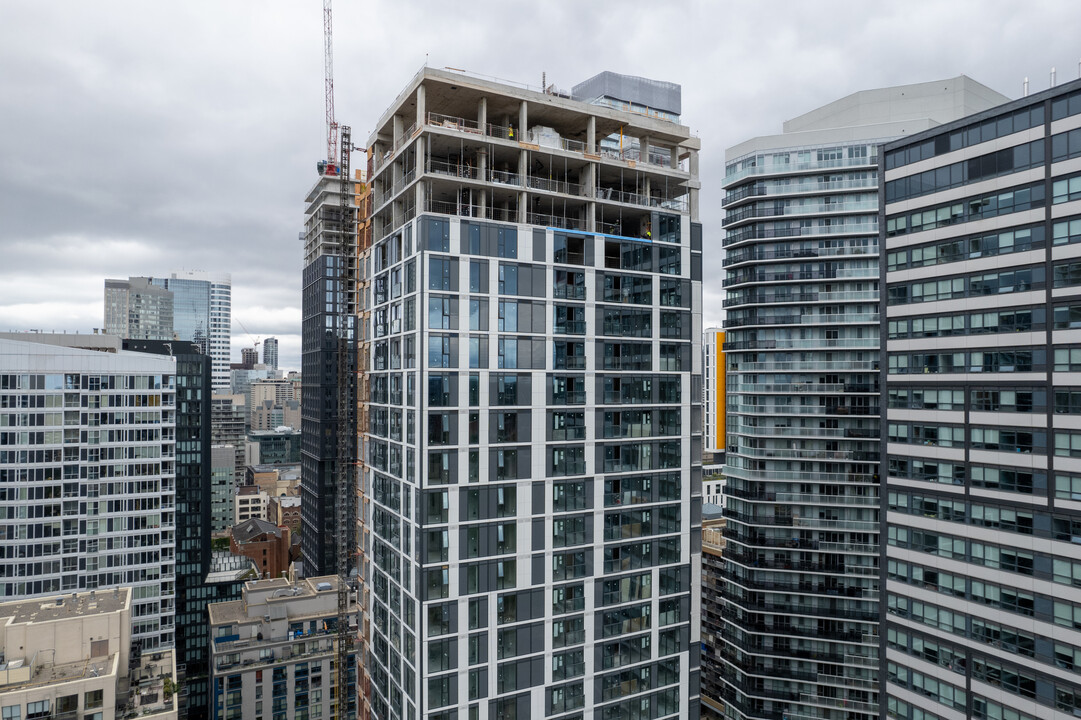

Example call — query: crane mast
[322,1,355,716]
[323,0,339,173]
[333,125,357,720]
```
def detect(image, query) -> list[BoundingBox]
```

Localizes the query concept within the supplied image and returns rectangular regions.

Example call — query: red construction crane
[323,0,339,175]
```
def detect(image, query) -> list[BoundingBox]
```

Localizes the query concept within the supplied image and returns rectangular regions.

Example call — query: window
[428,335,455,368]
[429,257,454,291]
[470,260,488,293]
[428,296,455,330]
[428,675,452,709]
[425,217,450,252]
[551,446,586,476]
[554,234,585,265]
[498,264,518,295]
[85,690,104,709]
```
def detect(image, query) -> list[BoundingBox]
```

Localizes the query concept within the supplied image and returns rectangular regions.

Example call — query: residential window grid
[357,70,702,720]
[0,363,177,650]
[721,137,885,720]
[361,214,699,719]
[882,79,1081,720]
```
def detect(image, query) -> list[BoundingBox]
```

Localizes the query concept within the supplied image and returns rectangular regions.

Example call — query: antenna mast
[324,0,339,172]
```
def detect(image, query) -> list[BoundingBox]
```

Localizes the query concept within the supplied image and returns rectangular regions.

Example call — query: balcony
[724,155,876,184]
[719,607,870,642]
[725,266,878,287]
[720,592,878,622]
[724,337,878,351]
[723,201,878,228]
[724,222,879,248]
[723,244,876,267]
[731,360,878,372]
[722,176,878,207]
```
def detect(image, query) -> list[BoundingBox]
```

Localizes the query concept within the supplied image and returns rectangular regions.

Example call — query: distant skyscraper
[212,393,246,484]
[103,276,174,340]
[211,444,237,536]
[702,327,725,456]
[0,334,176,651]
[151,270,232,391]
[241,346,259,368]
[263,337,279,370]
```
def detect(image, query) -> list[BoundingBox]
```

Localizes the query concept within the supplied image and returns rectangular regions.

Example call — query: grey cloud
[3,0,1080,375]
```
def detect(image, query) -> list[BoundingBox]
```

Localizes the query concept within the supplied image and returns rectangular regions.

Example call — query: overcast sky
[2,0,1079,372]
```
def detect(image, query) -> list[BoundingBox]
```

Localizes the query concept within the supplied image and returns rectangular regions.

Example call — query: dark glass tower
[123,339,249,719]
[301,174,356,577]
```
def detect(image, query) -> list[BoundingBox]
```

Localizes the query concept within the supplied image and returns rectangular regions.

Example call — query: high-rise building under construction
[359,66,704,720]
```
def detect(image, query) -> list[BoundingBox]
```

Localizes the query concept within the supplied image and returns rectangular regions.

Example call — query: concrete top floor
[367,67,700,154]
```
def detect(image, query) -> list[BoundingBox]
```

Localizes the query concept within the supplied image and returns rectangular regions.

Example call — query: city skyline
[3,2,1081,372]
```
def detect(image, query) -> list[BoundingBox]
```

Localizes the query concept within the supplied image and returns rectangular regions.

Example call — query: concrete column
[518,190,528,224]
[519,149,528,187]
[587,201,596,232]
[416,84,426,127]
[478,97,487,133]
[478,149,488,215]
[671,144,680,170]
[391,116,404,187]
[641,135,651,164]
[689,150,700,221]
[415,180,425,215]
[518,101,528,141]
[642,176,652,206]
[587,116,596,154]
[392,115,403,146]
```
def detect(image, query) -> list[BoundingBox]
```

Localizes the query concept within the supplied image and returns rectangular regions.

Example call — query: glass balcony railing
[724,155,876,184]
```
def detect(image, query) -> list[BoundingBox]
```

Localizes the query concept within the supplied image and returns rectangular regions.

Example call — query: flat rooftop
[0,654,116,690]
[208,576,346,627]
[0,589,128,625]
